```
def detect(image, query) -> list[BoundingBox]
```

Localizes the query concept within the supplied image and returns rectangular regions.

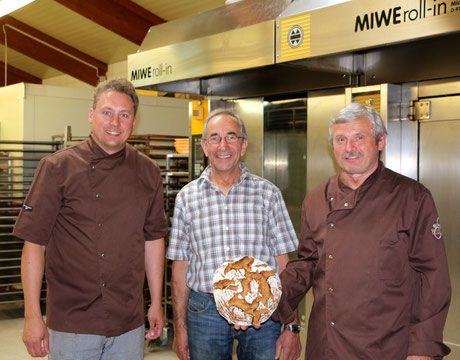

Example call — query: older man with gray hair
[273,102,451,360]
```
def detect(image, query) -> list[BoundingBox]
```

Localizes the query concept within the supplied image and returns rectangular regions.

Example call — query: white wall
[23,84,93,141]
[136,95,189,136]
[38,59,191,137]
[42,74,93,90]
[42,60,128,90]
[106,60,129,80]
[0,83,25,144]
[9,83,190,142]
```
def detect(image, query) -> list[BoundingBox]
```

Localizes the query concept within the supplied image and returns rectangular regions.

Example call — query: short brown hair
[93,78,139,115]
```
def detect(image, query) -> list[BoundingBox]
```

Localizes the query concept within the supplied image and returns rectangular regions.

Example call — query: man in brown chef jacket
[273,102,451,360]
[14,78,168,359]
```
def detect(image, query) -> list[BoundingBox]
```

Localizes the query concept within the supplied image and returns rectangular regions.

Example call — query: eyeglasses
[205,134,244,144]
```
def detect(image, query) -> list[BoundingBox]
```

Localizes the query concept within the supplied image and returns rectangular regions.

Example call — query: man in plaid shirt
[167,109,300,360]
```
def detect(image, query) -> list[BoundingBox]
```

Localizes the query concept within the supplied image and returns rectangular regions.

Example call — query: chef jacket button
[328,254,333,260]
[91,165,95,169]
[95,194,100,198]
[102,283,107,287]
[328,287,334,292]
[98,223,103,228]
[329,223,334,227]
[344,202,349,207]
[330,197,334,201]
[101,253,105,258]
[329,321,335,326]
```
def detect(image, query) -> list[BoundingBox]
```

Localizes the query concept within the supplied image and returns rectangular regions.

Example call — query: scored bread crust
[212,256,282,326]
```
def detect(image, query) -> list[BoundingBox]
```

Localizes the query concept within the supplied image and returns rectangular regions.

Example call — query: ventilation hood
[128,0,460,97]
[128,0,291,90]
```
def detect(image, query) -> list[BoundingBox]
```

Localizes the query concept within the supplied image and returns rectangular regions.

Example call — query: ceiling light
[0,0,35,18]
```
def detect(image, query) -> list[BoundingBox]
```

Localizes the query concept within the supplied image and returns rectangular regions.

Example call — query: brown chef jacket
[13,136,168,336]
[274,161,451,360]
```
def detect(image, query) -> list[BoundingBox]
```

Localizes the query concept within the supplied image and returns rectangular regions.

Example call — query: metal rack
[147,152,190,349]
[164,153,190,220]
[0,140,62,305]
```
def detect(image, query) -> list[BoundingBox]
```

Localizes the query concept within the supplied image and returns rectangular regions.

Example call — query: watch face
[286,324,301,333]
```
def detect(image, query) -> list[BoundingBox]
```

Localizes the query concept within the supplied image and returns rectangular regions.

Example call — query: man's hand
[21,242,48,357]
[145,303,165,340]
[406,357,434,360]
[22,316,49,357]
[275,330,301,360]
[171,261,190,360]
[232,323,261,331]
[173,326,190,360]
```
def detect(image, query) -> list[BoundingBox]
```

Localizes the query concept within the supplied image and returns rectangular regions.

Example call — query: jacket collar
[87,134,127,161]
[327,161,384,210]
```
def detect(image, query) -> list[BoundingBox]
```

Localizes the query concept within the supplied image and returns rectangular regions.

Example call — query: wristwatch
[284,324,301,334]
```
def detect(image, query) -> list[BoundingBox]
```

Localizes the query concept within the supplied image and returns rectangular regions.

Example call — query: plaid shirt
[166,163,298,293]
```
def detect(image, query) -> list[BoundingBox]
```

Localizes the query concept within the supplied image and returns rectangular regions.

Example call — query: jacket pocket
[378,233,408,282]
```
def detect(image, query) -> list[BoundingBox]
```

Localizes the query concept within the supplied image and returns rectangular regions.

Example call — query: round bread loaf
[212,256,282,326]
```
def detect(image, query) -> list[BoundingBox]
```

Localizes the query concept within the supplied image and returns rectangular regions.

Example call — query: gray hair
[328,102,387,145]
[202,108,248,140]
[93,78,139,115]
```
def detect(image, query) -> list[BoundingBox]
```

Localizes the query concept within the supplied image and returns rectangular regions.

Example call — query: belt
[191,289,214,296]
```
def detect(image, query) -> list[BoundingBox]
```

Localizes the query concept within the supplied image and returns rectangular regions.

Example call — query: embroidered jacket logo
[432,217,442,239]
